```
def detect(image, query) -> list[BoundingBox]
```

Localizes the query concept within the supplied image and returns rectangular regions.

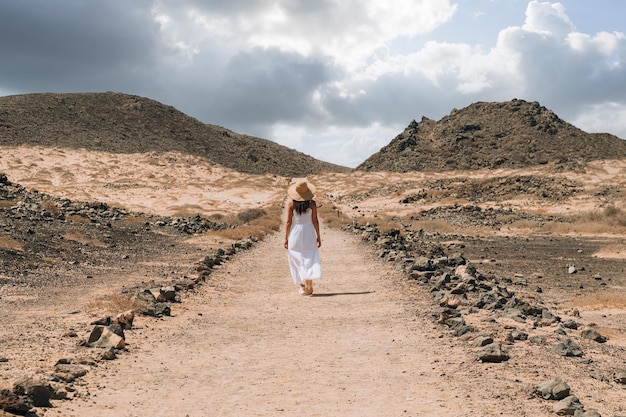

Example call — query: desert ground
[1,146,625,416]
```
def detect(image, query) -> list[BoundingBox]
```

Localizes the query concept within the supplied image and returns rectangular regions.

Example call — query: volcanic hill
[0,92,348,177]
[358,99,626,172]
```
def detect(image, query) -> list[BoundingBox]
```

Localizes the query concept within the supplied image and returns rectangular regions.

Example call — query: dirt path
[45,224,483,417]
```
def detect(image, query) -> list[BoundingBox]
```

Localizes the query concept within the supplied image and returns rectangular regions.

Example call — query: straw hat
[288,179,316,201]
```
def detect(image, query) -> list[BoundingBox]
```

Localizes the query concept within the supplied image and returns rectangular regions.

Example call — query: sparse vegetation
[85,292,149,316]
[0,235,23,251]
[568,292,626,310]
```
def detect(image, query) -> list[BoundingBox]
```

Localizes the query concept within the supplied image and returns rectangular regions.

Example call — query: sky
[1,1,625,168]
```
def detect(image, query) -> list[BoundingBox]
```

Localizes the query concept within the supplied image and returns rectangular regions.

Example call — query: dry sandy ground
[1,146,626,416]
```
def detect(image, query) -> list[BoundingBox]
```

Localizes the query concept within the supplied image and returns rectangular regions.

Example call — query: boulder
[0,388,31,415]
[580,328,607,343]
[554,395,583,415]
[12,377,52,407]
[553,339,583,357]
[86,325,125,349]
[478,342,509,363]
[535,377,570,400]
[113,309,135,330]
[53,364,88,383]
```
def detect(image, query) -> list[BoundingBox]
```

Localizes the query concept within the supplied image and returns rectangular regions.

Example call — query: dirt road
[45,224,489,417]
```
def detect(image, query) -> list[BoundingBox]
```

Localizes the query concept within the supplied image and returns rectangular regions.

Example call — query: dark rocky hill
[358,99,626,172]
[0,92,349,177]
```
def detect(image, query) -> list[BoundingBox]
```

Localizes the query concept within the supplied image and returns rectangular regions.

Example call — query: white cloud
[523,0,574,37]
[151,0,457,71]
[572,102,626,139]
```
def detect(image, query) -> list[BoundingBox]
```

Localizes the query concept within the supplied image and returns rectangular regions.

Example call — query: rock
[100,347,117,361]
[478,342,509,363]
[511,331,528,341]
[0,388,31,415]
[580,328,607,343]
[411,256,434,271]
[589,370,610,383]
[553,339,583,357]
[86,325,125,349]
[53,364,88,383]
[567,264,577,274]
[562,320,579,330]
[408,270,435,282]
[148,288,166,302]
[574,411,601,417]
[473,336,494,347]
[160,286,177,302]
[614,369,626,385]
[12,377,52,407]
[142,302,171,317]
[439,292,468,308]
[535,377,570,400]
[113,309,135,330]
[444,316,474,336]
[554,395,583,415]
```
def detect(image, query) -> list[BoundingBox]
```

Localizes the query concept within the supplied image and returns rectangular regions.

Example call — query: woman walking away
[284,179,322,296]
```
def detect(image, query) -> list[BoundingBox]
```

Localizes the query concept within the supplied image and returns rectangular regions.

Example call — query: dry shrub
[540,221,574,234]
[573,205,626,231]
[408,219,457,234]
[316,201,352,229]
[237,208,266,223]
[40,200,60,215]
[66,214,91,223]
[85,292,148,316]
[567,292,626,310]
[508,220,541,230]
[0,235,23,251]
[214,206,281,240]
[123,216,148,223]
[63,232,108,248]
[358,217,403,232]
[0,199,16,208]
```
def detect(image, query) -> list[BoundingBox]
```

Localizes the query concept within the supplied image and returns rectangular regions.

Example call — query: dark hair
[293,200,312,215]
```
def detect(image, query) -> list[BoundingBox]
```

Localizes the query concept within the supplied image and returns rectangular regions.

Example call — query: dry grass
[316,200,353,229]
[40,200,60,215]
[85,292,149,316]
[407,219,460,234]
[63,232,108,248]
[569,205,626,232]
[66,214,92,224]
[0,235,23,251]
[566,292,626,310]
[213,205,282,241]
[0,199,16,209]
[123,216,150,223]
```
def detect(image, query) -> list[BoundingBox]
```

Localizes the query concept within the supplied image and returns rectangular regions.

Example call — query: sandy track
[46,225,478,417]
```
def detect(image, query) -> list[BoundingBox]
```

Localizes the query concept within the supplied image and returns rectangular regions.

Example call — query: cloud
[0,0,625,168]
[0,1,160,93]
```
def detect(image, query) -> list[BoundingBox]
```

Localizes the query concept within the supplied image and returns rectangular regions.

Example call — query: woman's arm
[311,200,321,248]
[284,200,294,249]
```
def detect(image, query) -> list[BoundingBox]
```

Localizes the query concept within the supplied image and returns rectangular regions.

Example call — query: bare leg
[305,279,313,295]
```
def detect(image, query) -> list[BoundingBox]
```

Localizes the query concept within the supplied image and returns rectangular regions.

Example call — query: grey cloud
[0,1,159,92]
[191,48,338,135]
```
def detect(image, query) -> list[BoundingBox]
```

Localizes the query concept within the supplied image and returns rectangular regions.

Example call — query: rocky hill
[0,92,348,177]
[358,99,626,172]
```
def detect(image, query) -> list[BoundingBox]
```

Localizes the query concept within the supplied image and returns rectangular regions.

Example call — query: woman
[284,179,322,295]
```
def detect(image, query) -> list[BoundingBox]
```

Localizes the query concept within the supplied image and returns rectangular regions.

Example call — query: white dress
[287,208,322,284]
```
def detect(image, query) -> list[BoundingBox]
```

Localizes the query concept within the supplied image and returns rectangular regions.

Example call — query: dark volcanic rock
[358,99,626,172]
[0,92,348,176]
